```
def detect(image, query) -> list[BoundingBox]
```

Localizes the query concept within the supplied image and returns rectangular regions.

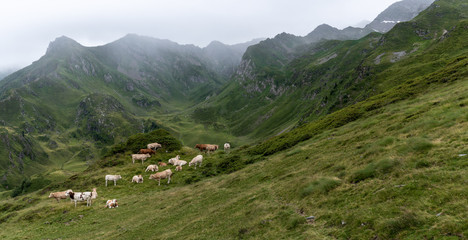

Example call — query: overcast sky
[0,0,400,71]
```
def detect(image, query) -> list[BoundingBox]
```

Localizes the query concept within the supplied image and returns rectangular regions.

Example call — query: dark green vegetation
[0,0,467,238]
[0,35,260,190]
[0,0,438,190]
[0,58,466,239]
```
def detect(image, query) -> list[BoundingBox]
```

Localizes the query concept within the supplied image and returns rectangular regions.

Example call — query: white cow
[224,143,231,151]
[131,153,151,164]
[145,164,159,172]
[189,155,203,169]
[147,142,162,150]
[105,175,122,187]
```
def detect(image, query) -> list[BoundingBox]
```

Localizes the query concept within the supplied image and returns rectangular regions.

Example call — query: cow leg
[106,180,108,187]
[158,179,161,186]
[168,176,171,184]
[114,180,116,186]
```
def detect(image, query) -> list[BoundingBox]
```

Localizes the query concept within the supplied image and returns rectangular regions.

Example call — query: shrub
[301,177,341,197]
[376,211,422,238]
[216,155,243,174]
[185,176,201,184]
[11,179,31,198]
[349,159,398,183]
[287,215,306,230]
[408,137,433,153]
[97,155,126,168]
[106,129,182,156]
[377,137,395,147]
[415,160,430,168]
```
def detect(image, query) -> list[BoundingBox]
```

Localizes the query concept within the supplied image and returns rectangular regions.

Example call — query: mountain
[198,0,438,138]
[365,0,435,32]
[0,69,16,81]
[203,38,265,78]
[0,1,466,238]
[0,35,260,190]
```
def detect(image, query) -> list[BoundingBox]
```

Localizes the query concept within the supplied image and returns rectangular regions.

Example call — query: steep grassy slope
[0,54,466,238]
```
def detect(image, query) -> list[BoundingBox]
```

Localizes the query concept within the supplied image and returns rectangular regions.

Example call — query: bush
[377,137,395,147]
[349,159,398,183]
[216,155,243,174]
[287,215,306,230]
[185,175,201,184]
[106,129,182,156]
[408,137,433,153]
[301,177,341,197]
[98,156,126,168]
[376,211,422,238]
[415,160,430,168]
[11,179,31,198]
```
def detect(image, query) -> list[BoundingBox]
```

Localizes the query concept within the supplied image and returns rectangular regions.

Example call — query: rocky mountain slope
[0,35,260,190]
[198,0,449,138]
[365,0,435,32]
[0,1,466,237]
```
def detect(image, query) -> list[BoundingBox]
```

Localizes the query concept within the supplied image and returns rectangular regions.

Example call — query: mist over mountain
[0,0,454,191]
[0,0,436,190]
[0,0,468,238]
[198,0,437,137]
[0,69,16,81]
[365,0,435,32]
[0,34,261,189]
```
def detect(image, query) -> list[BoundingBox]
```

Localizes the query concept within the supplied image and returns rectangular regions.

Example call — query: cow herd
[48,141,231,208]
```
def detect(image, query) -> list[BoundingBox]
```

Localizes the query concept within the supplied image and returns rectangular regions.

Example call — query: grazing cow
[139,148,156,155]
[168,155,187,167]
[168,155,180,164]
[158,161,167,167]
[48,189,73,202]
[66,190,92,207]
[147,142,162,150]
[106,199,118,208]
[175,165,182,171]
[132,175,144,183]
[105,175,122,187]
[195,144,208,151]
[195,144,218,153]
[189,155,203,169]
[83,188,98,206]
[131,153,151,164]
[149,169,173,186]
[145,164,159,172]
[224,143,231,151]
[206,145,216,153]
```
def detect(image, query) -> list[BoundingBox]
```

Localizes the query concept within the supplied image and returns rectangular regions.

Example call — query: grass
[0,67,466,239]
[0,1,467,238]
[301,177,341,197]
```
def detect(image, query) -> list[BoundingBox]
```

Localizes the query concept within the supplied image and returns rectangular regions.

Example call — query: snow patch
[382,20,401,24]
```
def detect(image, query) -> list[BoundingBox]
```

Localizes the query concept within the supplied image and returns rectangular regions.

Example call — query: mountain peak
[365,0,435,32]
[206,40,227,48]
[46,36,83,56]
[315,24,335,30]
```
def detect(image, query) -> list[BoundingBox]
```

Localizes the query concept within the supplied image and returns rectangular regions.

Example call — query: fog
[0,0,400,71]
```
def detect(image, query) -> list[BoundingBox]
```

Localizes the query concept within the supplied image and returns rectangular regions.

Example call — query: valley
[0,0,467,238]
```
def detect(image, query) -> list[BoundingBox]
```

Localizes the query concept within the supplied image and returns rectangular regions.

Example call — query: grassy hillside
[0,34,254,190]
[0,1,467,238]
[200,0,468,141]
[0,54,466,238]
